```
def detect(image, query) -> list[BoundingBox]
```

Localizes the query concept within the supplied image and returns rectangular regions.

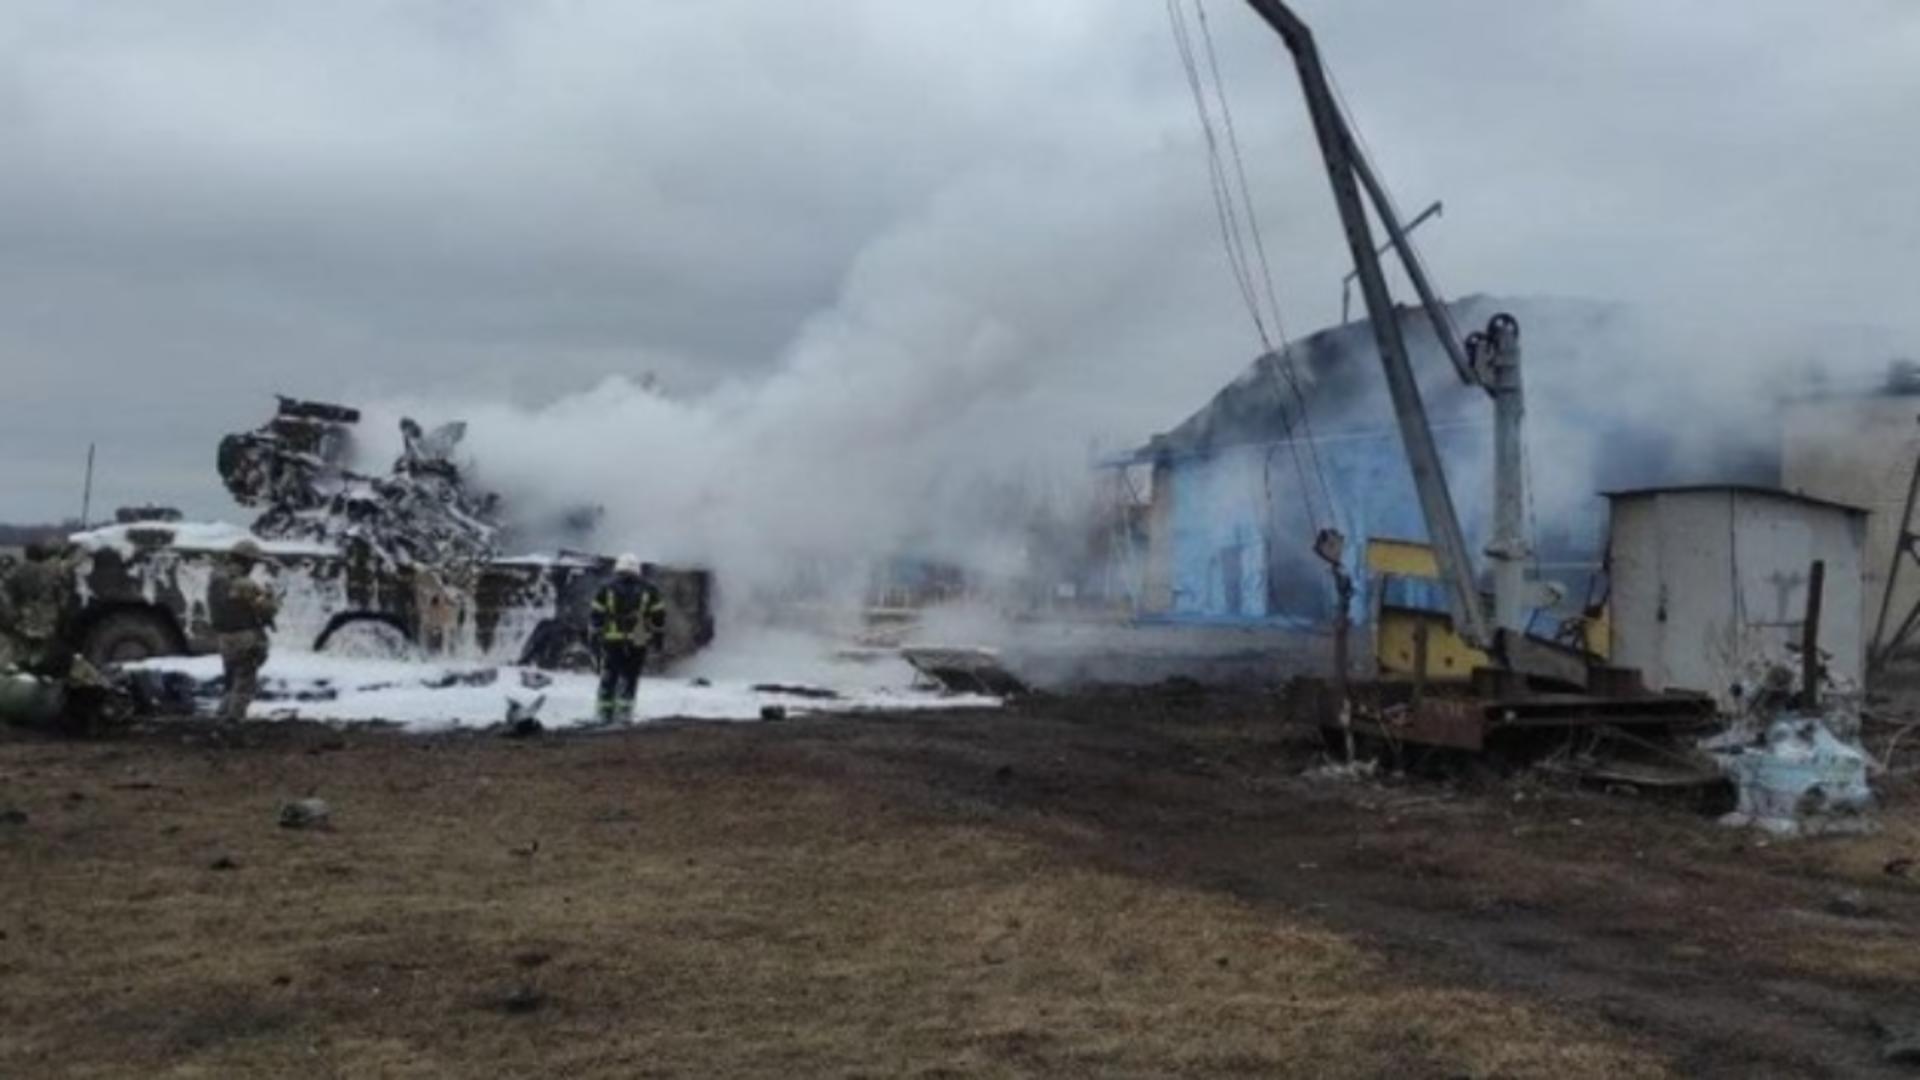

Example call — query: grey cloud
[1,0,1915,523]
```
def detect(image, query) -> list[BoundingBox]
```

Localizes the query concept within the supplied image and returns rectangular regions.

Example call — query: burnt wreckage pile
[217,397,508,572]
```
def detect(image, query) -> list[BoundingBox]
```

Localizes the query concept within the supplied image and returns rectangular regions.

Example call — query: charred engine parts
[217,396,501,573]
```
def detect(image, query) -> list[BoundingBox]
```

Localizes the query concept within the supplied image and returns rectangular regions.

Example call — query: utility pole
[1473,316,1530,632]
[80,443,96,529]
[1239,0,1493,648]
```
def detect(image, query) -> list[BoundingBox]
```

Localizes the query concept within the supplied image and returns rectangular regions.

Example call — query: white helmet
[613,553,642,576]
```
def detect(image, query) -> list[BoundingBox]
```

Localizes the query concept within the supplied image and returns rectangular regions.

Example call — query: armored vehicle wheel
[546,637,597,673]
[520,622,596,672]
[82,610,183,666]
[315,615,421,662]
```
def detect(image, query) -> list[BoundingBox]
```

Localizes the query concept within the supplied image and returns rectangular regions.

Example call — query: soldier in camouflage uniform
[208,539,279,724]
[0,542,77,674]
[0,543,125,734]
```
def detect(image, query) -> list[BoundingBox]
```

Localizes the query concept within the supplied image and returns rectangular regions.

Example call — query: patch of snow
[71,521,338,559]
[491,552,602,568]
[681,626,930,692]
[128,651,998,731]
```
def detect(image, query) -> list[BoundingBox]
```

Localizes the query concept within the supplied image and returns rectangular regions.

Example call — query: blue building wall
[1166,444,1272,621]
[1136,296,1781,631]
[1159,421,1610,627]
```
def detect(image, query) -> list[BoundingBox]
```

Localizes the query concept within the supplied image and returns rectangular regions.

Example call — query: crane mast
[1237,0,1529,651]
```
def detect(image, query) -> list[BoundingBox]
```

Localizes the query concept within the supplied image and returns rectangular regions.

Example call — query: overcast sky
[3,0,1917,523]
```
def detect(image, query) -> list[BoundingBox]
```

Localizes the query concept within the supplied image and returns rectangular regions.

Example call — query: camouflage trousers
[218,630,269,723]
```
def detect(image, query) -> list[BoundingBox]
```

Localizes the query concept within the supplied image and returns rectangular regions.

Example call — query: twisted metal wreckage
[216,398,505,574]
[36,398,714,695]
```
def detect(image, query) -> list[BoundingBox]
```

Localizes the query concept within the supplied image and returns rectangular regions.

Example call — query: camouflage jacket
[209,569,279,634]
[1,558,73,643]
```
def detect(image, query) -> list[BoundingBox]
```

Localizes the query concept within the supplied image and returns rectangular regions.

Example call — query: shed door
[1651,491,1739,695]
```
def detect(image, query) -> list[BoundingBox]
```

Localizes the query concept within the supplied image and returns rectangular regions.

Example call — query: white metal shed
[1605,485,1867,707]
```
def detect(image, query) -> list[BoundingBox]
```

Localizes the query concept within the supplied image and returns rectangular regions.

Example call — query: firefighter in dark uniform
[590,553,666,723]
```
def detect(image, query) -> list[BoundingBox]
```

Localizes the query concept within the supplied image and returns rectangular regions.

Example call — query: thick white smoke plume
[358,200,1912,650]
[359,154,1241,626]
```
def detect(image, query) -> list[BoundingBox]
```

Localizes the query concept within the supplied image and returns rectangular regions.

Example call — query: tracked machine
[1238,2,1717,783]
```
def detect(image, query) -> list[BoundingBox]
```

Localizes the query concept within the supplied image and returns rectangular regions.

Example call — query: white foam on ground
[129,651,998,731]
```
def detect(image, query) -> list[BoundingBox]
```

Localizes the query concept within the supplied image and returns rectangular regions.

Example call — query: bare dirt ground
[3,688,1917,1078]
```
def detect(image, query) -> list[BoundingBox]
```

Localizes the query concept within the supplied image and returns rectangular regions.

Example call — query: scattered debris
[127,654,1000,730]
[1825,888,1878,919]
[901,647,1026,697]
[1709,650,1875,837]
[1711,715,1874,837]
[278,797,332,830]
[1873,1016,1920,1067]
[1303,759,1380,783]
[120,669,202,716]
[503,695,545,738]
[423,668,499,690]
[492,986,546,1015]
[517,670,552,691]
[751,683,841,700]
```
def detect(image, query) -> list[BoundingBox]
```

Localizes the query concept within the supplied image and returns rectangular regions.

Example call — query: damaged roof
[1122,294,1525,464]
[1601,483,1869,516]
[1113,294,1779,496]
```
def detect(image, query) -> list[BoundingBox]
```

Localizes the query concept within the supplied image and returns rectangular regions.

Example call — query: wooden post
[80,443,96,529]
[1801,559,1825,710]
[1333,568,1355,764]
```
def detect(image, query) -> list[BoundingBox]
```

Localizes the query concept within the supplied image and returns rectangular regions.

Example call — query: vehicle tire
[547,636,597,673]
[82,609,184,666]
[314,615,420,662]
[522,622,596,673]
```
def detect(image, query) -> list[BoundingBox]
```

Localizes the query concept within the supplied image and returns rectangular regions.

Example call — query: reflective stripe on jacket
[590,578,666,644]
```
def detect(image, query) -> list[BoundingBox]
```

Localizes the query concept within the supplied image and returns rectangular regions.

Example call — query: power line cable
[1165,0,1270,347]
[1189,0,1336,525]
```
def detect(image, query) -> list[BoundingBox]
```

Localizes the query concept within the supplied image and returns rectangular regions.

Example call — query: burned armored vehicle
[66,398,714,670]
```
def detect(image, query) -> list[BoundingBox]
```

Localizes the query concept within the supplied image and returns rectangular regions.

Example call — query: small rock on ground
[1826,888,1879,919]
[496,986,546,1014]
[278,798,332,830]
